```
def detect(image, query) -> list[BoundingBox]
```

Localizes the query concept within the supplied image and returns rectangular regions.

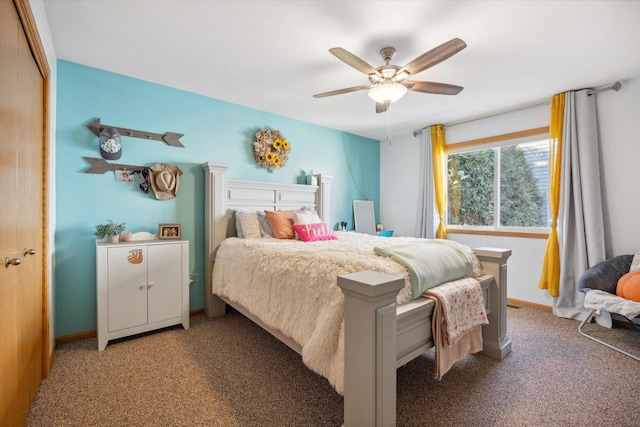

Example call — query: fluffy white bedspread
[211,232,481,394]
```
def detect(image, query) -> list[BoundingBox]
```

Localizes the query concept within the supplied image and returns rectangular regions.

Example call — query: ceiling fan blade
[376,101,389,114]
[313,85,371,98]
[407,81,463,95]
[399,38,466,76]
[329,47,382,77]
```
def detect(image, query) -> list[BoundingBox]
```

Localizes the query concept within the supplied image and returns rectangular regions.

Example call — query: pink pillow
[293,223,338,242]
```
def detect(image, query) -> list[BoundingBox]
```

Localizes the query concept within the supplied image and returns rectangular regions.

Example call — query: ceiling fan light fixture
[315,40,466,110]
[368,82,407,103]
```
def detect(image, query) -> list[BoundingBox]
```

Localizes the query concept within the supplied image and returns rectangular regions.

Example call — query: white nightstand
[96,239,189,351]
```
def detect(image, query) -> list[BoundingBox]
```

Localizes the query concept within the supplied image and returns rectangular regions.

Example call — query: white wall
[380,76,640,307]
[597,76,640,256]
[30,0,57,352]
[446,233,551,306]
[379,135,421,236]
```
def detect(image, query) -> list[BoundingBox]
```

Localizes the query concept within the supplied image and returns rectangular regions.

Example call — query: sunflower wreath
[253,129,291,172]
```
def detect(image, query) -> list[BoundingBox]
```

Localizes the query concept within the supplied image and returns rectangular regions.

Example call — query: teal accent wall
[55,60,379,337]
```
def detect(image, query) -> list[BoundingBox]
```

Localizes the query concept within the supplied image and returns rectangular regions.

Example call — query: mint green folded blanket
[374,240,473,299]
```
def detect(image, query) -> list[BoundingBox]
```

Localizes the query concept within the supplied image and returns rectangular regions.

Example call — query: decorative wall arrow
[87,118,185,147]
[83,157,146,174]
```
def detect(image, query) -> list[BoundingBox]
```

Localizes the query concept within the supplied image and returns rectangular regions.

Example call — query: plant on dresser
[95,239,190,350]
[94,219,127,243]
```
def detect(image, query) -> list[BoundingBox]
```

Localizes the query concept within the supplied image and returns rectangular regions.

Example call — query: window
[446,129,550,233]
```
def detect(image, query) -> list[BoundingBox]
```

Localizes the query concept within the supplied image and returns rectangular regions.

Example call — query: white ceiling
[42,0,640,141]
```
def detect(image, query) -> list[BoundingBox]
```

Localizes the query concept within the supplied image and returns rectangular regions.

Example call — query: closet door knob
[5,257,21,268]
[139,284,147,290]
[24,248,36,256]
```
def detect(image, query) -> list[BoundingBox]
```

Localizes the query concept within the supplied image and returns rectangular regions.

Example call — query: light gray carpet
[28,306,640,426]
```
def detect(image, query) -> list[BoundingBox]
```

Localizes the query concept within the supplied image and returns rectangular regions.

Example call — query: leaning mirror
[353,200,376,235]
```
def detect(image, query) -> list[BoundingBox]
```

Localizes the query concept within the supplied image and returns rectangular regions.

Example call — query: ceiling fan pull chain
[386,104,391,145]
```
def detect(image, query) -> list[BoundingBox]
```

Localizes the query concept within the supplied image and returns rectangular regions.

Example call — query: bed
[202,162,512,426]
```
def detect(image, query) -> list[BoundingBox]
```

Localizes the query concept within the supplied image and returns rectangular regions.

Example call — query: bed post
[338,271,404,427]
[202,161,229,318]
[315,173,333,227]
[474,247,512,359]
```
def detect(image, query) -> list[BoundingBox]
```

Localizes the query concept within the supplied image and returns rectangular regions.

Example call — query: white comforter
[211,232,481,394]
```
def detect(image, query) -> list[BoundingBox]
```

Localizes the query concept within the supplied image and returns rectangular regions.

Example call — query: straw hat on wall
[150,163,182,200]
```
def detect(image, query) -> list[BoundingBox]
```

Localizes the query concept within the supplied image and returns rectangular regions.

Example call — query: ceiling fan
[313,38,466,113]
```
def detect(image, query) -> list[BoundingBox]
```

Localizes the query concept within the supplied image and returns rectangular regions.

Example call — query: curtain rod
[587,81,622,96]
[413,80,623,137]
[412,98,549,136]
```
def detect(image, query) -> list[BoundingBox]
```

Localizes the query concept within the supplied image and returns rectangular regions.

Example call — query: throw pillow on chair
[617,271,640,302]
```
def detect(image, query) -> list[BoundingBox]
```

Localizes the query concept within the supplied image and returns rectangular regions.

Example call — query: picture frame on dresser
[159,223,181,239]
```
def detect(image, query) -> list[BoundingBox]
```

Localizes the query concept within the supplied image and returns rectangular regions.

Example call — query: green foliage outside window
[499,146,546,227]
[448,144,546,228]
[448,150,494,226]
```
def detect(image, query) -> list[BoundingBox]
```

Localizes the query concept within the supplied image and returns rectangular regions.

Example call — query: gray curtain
[415,128,436,239]
[554,90,607,323]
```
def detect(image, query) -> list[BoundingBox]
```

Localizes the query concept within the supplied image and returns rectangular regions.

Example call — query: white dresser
[96,239,189,351]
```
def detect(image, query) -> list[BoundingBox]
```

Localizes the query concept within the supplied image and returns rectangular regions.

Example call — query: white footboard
[338,247,511,427]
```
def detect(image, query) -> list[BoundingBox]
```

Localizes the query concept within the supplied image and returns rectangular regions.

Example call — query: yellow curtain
[538,93,565,296]
[431,124,447,239]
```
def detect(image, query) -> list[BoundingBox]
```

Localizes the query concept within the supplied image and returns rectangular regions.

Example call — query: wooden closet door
[0,0,21,422]
[17,0,45,412]
[0,0,46,425]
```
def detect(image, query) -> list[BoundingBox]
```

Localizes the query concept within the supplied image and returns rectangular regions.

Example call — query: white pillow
[257,211,274,238]
[293,210,321,225]
[630,250,640,272]
[235,210,262,239]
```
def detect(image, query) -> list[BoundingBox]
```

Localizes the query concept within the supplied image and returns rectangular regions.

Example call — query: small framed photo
[114,170,135,182]
[158,223,182,240]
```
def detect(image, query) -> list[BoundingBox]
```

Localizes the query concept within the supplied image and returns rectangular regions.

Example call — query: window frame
[445,127,551,238]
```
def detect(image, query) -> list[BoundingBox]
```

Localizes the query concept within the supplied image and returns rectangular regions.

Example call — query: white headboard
[201,162,333,316]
